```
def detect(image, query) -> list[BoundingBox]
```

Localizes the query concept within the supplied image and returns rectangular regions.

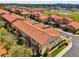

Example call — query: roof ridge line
[22,20,59,37]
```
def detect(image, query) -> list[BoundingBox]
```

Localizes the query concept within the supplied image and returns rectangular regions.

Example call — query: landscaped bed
[48,39,70,57]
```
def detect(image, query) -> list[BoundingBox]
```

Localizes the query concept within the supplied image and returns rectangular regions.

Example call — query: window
[48,37,57,46]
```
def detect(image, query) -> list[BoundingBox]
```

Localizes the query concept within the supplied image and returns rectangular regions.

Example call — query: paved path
[58,30,79,57]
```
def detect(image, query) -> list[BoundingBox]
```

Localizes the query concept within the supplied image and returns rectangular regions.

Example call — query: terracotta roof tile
[44,27,60,37]
[0,44,7,56]
[21,11,29,15]
[38,15,48,21]
[63,17,73,22]
[12,13,24,19]
[0,9,61,45]
[32,12,43,16]
[50,15,63,21]
[23,20,60,37]
[68,21,79,30]
[0,9,9,14]
[13,20,51,45]
[34,23,46,29]
[24,19,34,24]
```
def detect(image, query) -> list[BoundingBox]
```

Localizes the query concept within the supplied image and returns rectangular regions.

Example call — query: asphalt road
[58,30,79,57]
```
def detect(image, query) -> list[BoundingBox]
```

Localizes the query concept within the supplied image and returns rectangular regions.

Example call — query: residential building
[38,15,48,22]
[0,9,63,56]
[66,21,79,33]
[49,15,63,24]
[30,12,43,20]
[63,17,73,24]
[12,20,63,55]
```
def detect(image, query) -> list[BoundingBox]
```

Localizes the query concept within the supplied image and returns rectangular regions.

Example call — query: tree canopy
[0,27,33,57]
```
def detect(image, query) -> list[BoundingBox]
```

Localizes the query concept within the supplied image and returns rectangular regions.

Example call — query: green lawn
[69,13,79,21]
[43,11,59,16]
[43,10,79,21]
[58,12,79,21]
[43,11,53,16]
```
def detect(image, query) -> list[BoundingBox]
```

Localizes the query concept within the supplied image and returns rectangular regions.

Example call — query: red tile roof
[68,21,79,30]
[32,12,43,16]
[13,20,51,45]
[12,13,24,19]
[34,23,46,29]
[0,9,24,22]
[38,15,48,21]
[0,5,5,9]
[13,20,61,45]
[0,44,7,56]
[50,15,62,21]
[63,17,73,22]
[21,11,29,15]
[0,9,61,45]
[2,13,18,23]
[24,19,34,24]
[0,9,9,14]
[23,20,60,37]
[44,27,60,37]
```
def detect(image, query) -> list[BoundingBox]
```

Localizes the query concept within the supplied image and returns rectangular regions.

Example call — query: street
[58,30,79,57]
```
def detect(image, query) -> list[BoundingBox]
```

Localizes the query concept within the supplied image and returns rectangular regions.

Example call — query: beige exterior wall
[41,40,49,55]
[41,36,63,55]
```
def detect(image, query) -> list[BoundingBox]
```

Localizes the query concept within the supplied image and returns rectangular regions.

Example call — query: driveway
[58,30,79,57]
